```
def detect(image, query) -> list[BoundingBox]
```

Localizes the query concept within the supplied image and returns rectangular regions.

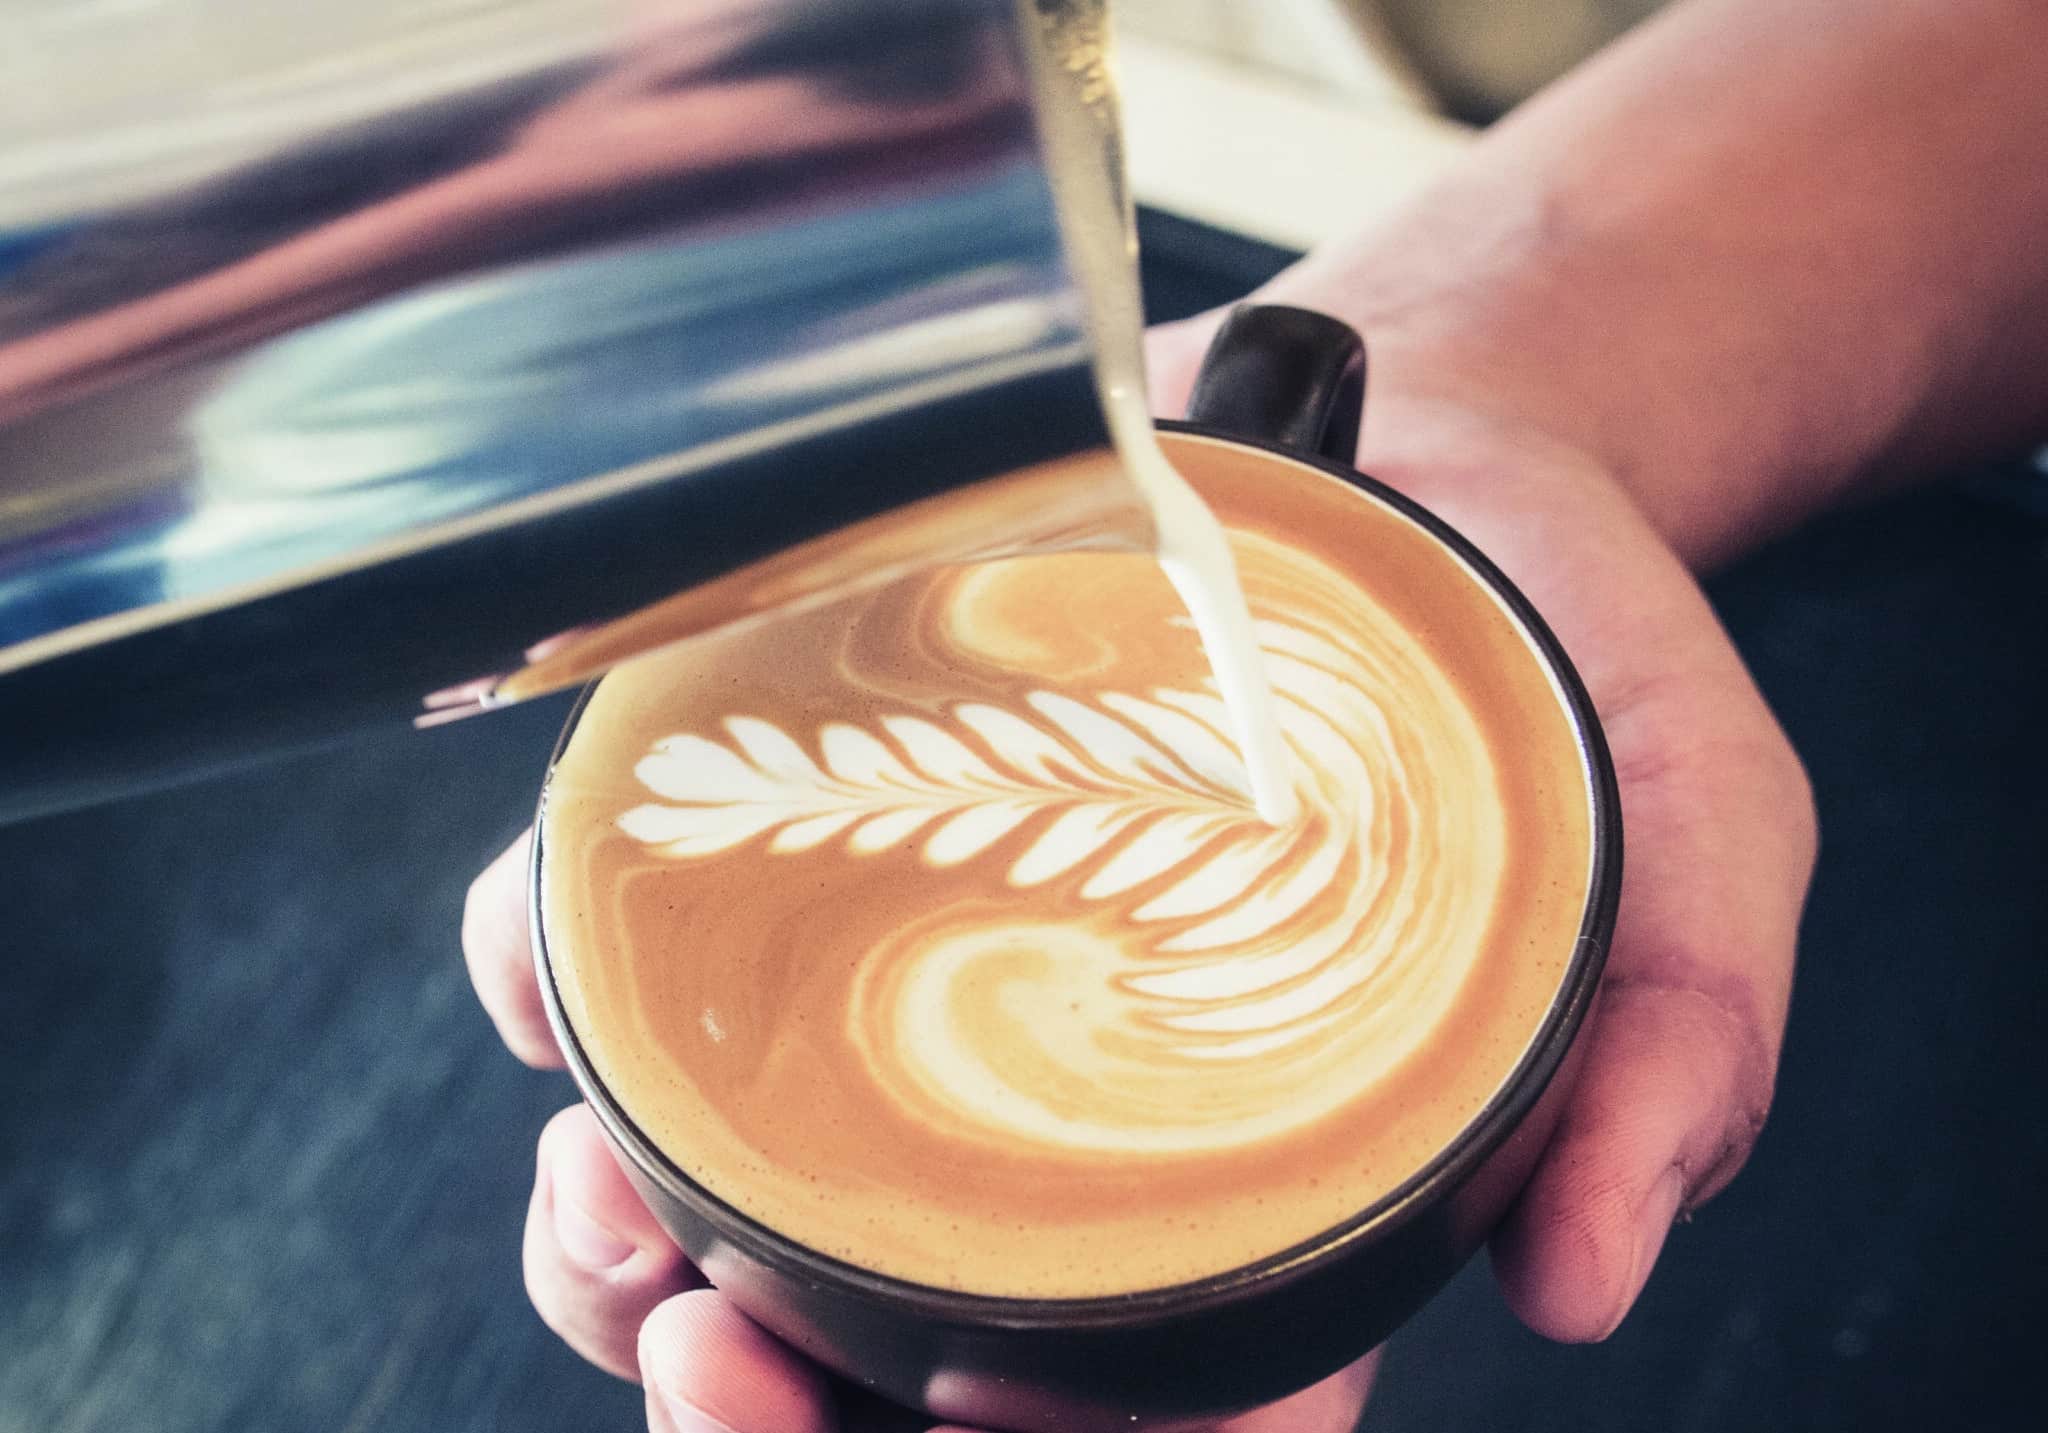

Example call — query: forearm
[1254,0,2048,568]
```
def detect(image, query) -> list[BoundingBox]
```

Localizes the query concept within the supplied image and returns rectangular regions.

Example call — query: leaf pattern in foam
[619,690,1268,893]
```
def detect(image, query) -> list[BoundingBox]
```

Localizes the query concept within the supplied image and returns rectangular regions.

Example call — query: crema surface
[540,435,1594,1298]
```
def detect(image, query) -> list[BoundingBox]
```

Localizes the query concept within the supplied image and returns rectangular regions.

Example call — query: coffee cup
[530,305,1621,1425]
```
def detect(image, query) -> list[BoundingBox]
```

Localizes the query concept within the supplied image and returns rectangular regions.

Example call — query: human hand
[1150,309,1817,1341]
[462,297,1812,1425]
[462,830,1376,1431]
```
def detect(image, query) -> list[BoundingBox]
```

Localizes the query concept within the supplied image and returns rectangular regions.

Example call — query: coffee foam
[542,434,1593,1297]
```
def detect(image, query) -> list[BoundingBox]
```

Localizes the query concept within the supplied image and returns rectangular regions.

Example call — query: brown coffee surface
[540,434,1594,1299]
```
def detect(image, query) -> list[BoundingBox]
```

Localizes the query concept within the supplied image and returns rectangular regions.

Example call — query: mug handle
[1184,304,1366,465]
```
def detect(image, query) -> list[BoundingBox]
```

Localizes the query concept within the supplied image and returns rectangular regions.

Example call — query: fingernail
[651,1387,743,1433]
[553,1190,636,1271]
[1604,1167,1686,1338]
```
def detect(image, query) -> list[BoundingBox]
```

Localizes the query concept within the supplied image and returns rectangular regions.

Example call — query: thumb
[639,1290,835,1433]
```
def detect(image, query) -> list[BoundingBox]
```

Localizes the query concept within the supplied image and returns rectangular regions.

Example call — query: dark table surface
[4,216,2044,1433]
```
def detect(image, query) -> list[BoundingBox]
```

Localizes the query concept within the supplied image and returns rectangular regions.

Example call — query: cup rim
[528,420,1622,1329]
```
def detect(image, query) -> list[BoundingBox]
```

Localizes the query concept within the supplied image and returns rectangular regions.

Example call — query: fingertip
[525,1106,697,1379]
[538,1105,683,1268]
[462,829,567,1069]
[639,1290,835,1433]
[1491,990,1737,1341]
[502,999,568,1070]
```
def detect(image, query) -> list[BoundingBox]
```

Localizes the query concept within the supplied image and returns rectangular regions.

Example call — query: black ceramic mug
[530,305,1622,1427]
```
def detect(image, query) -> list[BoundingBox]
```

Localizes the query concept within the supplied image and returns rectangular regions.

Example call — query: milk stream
[1144,460,1301,829]
[1016,0,1299,830]
[1102,373,1301,829]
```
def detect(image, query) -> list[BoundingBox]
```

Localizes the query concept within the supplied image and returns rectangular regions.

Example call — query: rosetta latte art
[616,532,1510,1157]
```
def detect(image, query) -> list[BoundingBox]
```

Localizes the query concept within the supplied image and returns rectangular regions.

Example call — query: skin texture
[461,0,2048,1423]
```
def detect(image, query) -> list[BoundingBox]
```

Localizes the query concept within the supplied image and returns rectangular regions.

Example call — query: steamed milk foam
[540,433,1593,1298]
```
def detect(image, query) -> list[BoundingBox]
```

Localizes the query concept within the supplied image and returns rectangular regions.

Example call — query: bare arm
[1194,0,2048,568]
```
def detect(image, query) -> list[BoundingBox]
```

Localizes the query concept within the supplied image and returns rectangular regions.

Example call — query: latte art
[616,531,1504,1158]
[541,437,1594,1298]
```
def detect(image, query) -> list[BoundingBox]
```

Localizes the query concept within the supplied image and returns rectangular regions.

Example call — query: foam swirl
[617,530,1507,1156]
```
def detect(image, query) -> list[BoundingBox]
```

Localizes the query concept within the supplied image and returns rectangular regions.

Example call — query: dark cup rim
[528,419,1622,1331]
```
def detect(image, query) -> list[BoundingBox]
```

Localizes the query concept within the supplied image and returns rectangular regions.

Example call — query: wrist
[1237,160,1862,572]
[1292,291,1805,574]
